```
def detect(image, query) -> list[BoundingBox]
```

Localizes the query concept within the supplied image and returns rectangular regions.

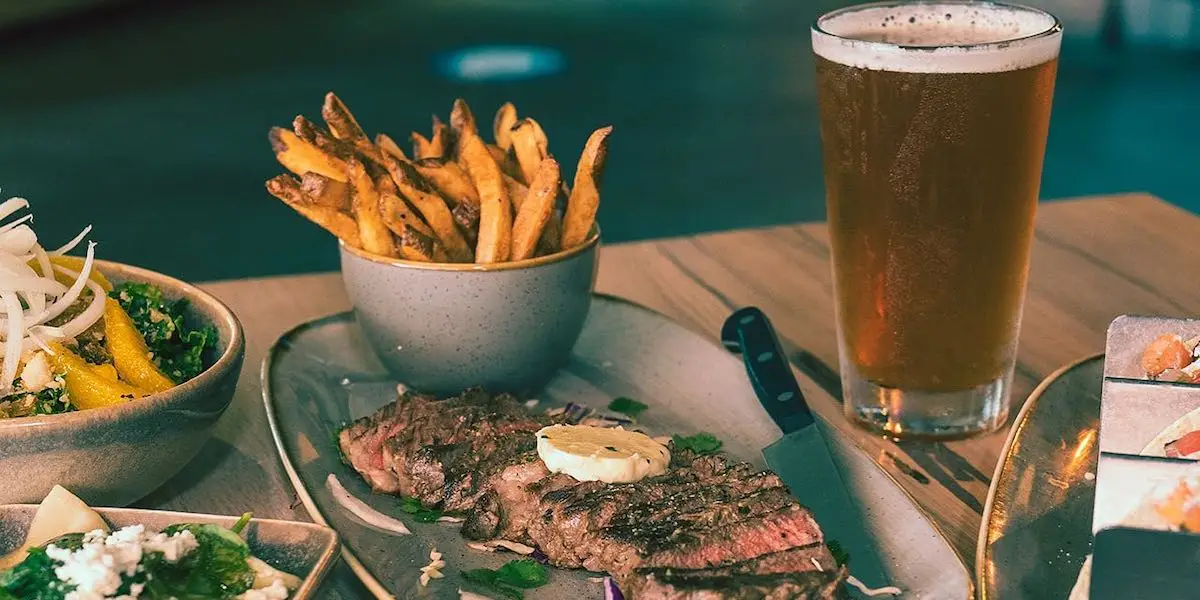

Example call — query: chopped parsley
[826,539,850,567]
[0,378,73,419]
[671,432,723,455]
[399,496,446,523]
[462,559,549,599]
[607,397,648,418]
[110,282,218,384]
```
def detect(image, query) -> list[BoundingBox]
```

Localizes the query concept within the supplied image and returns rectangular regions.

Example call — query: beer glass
[812,1,1062,438]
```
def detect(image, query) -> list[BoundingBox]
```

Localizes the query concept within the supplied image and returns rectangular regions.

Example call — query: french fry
[503,173,529,213]
[561,125,612,249]
[380,192,436,240]
[397,225,438,262]
[347,158,397,257]
[510,158,560,260]
[414,158,480,207]
[269,127,348,182]
[450,98,477,140]
[456,131,511,263]
[487,144,508,166]
[509,119,546,184]
[376,133,407,161]
[383,155,474,262]
[412,131,436,160]
[493,102,518,151]
[300,172,351,210]
[538,210,563,256]
[431,116,451,155]
[528,118,549,156]
[293,116,353,158]
[451,201,480,246]
[265,176,362,246]
[322,92,368,142]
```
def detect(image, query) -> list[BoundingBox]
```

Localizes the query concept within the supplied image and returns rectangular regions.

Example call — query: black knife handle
[727,307,816,434]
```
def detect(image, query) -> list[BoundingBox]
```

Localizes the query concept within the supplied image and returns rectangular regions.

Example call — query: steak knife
[721,307,889,589]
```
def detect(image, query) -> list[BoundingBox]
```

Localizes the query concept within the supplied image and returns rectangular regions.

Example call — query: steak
[339,389,850,599]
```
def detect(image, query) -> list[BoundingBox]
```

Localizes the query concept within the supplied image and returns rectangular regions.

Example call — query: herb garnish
[462,559,549,600]
[607,397,648,418]
[110,282,217,384]
[671,432,723,455]
[826,539,850,567]
[399,496,444,523]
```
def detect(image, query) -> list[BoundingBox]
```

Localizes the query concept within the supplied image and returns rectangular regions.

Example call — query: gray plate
[262,296,971,599]
[976,354,1104,600]
[0,505,340,600]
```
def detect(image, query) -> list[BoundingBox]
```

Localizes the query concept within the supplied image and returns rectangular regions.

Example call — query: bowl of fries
[266,94,610,395]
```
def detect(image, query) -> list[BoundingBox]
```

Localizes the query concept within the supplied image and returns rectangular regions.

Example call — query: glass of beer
[812,1,1062,439]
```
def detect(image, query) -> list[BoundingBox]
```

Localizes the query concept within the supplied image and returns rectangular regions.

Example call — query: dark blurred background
[1,0,1196,281]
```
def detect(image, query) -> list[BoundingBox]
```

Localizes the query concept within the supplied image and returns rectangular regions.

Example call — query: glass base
[842,363,1011,440]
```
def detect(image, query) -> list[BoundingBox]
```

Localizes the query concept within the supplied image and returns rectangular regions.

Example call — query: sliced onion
[0,225,37,254]
[603,577,625,600]
[325,474,412,535]
[845,575,902,597]
[0,198,29,223]
[29,242,95,326]
[50,225,92,256]
[457,590,492,600]
[0,292,22,394]
[51,280,105,342]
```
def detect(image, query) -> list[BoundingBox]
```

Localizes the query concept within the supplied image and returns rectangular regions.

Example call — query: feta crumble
[44,525,198,600]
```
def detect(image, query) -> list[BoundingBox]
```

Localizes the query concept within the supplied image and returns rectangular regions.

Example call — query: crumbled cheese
[45,525,197,600]
[238,579,291,600]
[419,547,446,587]
[18,351,54,392]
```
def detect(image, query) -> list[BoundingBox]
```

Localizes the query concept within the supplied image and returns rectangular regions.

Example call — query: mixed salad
[0,197,216,419]
[0,487,300,600]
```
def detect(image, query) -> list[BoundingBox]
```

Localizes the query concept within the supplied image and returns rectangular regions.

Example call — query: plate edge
[260,313,398,600]
[974,353,1105,600]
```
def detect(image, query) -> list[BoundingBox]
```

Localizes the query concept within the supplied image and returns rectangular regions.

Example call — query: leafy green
[155,523,255,597]
[230,512,252,535]
[462,559,549,599]
[31,385,72,416]
[0,547,71,600]
[110,282,218,384]
[671,432,723,455]
[826,539,850,567]
[607,397,648,418]
[399,496,444,523]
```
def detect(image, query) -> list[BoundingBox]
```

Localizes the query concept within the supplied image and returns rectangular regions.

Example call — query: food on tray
[0,198,216,419]
[0,486,300,599]
[337,388,849,599]
[266,93,611,264]
[1141,333,1200,382]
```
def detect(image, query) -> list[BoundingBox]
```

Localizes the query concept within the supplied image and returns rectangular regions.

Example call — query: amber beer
[812,2,1062,438]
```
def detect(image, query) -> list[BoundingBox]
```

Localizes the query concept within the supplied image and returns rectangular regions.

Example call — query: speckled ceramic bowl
[339,231,600,397]
[0,260,245,506]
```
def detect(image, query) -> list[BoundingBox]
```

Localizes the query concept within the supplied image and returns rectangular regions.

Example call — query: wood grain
[138,193,1199,595]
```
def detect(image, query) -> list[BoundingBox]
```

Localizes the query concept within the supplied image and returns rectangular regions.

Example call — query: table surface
[138,192,1200,598]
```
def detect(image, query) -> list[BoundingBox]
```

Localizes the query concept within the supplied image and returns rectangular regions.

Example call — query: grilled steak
[339,389,850,599]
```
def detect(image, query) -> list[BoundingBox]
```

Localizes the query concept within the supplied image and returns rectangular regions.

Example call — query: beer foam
[812,3,1061,73]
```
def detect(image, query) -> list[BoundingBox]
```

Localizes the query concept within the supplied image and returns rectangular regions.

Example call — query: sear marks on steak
[339,388,849,599]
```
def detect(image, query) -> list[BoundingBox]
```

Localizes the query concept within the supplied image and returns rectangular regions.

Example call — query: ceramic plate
[0,506,340,600]
[976,354,1104,600]
[263,295,971,599]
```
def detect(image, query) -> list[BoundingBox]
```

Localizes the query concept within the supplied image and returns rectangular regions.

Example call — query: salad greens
[110,282,218,385]
[398,496,445,523]
[0,515,272,600]
[607,397,648,418]
[671,432,723,455]
[462,559,549,600]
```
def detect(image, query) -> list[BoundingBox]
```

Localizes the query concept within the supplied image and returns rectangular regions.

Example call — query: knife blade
[721,307,889,589]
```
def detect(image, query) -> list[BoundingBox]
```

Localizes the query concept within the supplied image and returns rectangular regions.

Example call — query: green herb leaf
[230,513,252,535]
[671,432,723,455]
[461,559,548,599]
[607,397,648,418]
[0,547,71,600]
[157,523,255,596]
[110,283,218,385]
[398,496,444,523]
[826,539,850,567]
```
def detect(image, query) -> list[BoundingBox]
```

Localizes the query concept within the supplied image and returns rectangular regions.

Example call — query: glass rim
[811,0,1062,53]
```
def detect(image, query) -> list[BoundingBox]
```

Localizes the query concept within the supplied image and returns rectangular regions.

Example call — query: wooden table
[139,193,1200,598]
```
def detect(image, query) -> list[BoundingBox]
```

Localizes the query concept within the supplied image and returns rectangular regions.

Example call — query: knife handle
[729,307,816,434]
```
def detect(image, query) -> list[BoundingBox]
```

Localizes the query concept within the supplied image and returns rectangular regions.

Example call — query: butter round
[536,424,670,483]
